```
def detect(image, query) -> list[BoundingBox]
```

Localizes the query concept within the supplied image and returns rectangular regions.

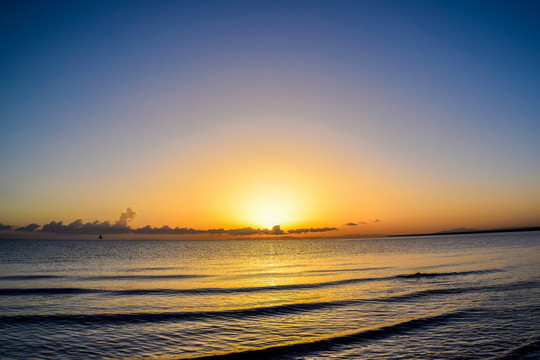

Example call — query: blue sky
[1,0,539,233]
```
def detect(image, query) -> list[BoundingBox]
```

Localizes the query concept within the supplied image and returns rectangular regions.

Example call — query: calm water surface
[0,232,539,359]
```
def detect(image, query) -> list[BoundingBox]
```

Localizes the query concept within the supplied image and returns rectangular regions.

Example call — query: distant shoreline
[390,226,540,238]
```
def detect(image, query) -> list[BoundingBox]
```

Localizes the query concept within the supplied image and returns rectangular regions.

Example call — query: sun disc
[252,202,289,229]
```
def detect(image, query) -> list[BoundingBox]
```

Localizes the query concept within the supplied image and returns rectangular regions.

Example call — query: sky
[1,0,539,237]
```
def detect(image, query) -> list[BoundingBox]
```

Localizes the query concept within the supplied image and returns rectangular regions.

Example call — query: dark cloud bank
[345,221,370,226]
[2,208,338,236]
[0,223,15,231]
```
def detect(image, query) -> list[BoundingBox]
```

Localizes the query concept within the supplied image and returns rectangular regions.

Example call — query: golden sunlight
[240,187,299,229]
[251,202,291,229]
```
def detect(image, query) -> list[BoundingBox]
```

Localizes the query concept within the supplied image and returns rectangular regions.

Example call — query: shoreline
[389,226,540,238]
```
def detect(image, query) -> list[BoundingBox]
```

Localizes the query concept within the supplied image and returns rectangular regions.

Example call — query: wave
[189,310,474,359]
[0,269,506,297]
[0,300,358,325]
[0,288,101,295]
[86,274,205,280]
[491,338,540,360]
[0,275,63,280]
[223,267,393,280]
[304,266,392,274]
[0,274,205,281]
[119,267,185,272]
[381,278,539,302]
[395,269,502,278]
[2,279,536,326]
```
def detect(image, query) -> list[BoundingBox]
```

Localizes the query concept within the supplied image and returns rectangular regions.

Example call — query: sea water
[0,232,538,359]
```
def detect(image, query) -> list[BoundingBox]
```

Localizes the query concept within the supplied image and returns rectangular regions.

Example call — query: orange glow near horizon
[1,114,539,235]
[135,131,356,231]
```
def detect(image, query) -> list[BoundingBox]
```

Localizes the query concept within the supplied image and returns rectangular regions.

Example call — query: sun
[232,182,308,230]
[252,202,290,229]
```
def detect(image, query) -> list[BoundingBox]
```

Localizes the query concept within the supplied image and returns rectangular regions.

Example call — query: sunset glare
[250,201,291,230]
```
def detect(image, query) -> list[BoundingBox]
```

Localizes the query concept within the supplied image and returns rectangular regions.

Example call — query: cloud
[9,208,338,237]
[0,223,14,231]
[41,219,130,234]
[208,225,285,236]
[221,227,262,236]
[346,221,368,226]
[132,225,204,235]
[268,225,285,235]
[116,207,136,227]
[16,223,40,232]
[40,208,137,234]
[133,225,284,236]
[287,227,338,234]
[129,224,287,236]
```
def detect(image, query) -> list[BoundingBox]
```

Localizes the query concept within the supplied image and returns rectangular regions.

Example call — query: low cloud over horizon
[345,221,369,226]
[1,208,338,236]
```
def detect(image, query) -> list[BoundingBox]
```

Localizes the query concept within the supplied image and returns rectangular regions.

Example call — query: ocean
[0,232,538,359]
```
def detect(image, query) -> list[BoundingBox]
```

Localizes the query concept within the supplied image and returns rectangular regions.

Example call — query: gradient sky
[1,0,539,235]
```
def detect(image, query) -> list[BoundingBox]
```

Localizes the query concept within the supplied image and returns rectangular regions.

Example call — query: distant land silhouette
[390,226,540,238]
